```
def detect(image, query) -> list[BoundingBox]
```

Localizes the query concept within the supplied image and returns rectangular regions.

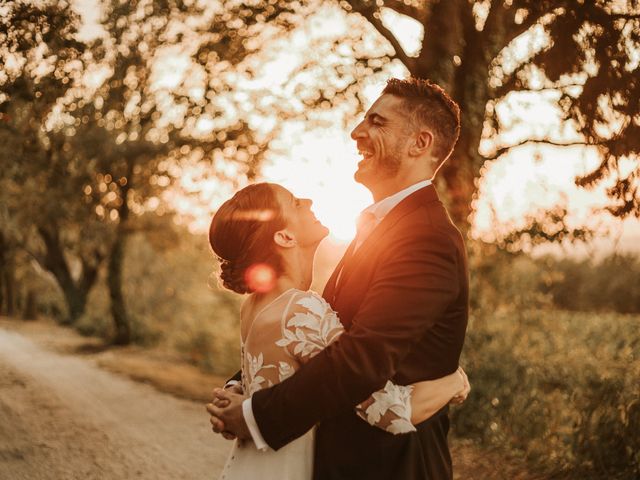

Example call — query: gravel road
[0,327,230,480]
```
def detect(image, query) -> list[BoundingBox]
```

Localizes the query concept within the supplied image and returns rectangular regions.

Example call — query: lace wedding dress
[218,289,417,480]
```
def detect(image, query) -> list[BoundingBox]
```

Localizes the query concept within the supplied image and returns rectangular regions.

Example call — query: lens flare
[244,263,277,293]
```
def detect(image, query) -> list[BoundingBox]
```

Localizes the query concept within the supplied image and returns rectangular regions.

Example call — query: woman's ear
[273,229,297,248]
[408,129,434,157]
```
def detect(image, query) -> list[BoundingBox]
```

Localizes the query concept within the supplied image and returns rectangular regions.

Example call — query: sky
[72,0,640,256]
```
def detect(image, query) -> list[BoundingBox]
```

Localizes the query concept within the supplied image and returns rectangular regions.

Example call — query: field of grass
[453,307,639,479]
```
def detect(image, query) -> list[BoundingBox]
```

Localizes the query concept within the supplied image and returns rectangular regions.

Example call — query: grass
[452,307,640,479]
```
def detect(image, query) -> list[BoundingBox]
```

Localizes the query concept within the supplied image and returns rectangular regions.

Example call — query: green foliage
[541,254,640,314]
[74,223,242,374]
[471,243,640,315]
[0,0,270,336]
[0,1,112,323]
[194,0,640,225]
[454,244,640,478]
[453,308,639,478]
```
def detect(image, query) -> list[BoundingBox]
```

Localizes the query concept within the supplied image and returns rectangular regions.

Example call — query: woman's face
[272,184,329,247]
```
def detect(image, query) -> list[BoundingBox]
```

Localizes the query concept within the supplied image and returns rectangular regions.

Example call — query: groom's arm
[251,228,462,450]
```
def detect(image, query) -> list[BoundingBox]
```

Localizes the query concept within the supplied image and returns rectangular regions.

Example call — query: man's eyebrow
[367,112,385,122]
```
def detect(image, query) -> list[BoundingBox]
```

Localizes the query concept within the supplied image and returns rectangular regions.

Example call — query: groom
[208,77,469,479]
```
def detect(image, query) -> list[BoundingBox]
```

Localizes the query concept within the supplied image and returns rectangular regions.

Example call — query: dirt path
[0,319,537,480]
[0,327,230,480]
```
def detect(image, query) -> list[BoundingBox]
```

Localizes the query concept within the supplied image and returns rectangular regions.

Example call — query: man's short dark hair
[382,77,461,166]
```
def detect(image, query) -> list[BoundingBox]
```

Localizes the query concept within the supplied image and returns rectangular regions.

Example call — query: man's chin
[354,165,378,188]
[354,167,369,185]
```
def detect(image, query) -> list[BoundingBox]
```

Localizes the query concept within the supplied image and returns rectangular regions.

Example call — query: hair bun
[218,258,250,294]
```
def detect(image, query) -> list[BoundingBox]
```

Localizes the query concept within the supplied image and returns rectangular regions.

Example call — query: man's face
[350,94,412,189]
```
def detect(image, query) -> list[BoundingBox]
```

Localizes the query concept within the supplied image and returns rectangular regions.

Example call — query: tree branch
[491,82,586,102]
[383,0,428,22]
[609,13,640,20]
[22,245,45,268]
[485,138,591,160]
[345,0,416,70]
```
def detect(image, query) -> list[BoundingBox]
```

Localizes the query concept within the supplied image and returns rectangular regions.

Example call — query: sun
[261,128,372,242]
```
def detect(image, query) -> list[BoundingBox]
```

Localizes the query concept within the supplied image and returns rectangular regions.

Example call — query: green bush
[452,308,640,479]
[75,228,242,374]
[540,254,640,314]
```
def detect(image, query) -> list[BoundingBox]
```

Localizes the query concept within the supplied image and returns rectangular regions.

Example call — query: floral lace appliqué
[245,352,275,395]
[275,297,342,359]
[242,290,418,435]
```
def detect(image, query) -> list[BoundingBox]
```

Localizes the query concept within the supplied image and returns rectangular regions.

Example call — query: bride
[208,182,469,480]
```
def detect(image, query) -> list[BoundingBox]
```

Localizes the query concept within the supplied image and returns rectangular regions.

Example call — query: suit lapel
[322,240,356,302]
[331,185,440,301]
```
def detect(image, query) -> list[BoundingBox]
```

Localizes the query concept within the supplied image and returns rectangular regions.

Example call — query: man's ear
[408,129,434,157]
[274,229,297,248]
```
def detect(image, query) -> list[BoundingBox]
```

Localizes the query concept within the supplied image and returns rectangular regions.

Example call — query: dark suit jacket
[252,185,469,479]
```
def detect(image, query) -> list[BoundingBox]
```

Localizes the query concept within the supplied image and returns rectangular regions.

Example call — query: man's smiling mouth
[358,147,374,161]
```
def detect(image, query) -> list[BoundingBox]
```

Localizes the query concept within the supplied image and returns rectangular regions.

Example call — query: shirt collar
[362,179,433,222]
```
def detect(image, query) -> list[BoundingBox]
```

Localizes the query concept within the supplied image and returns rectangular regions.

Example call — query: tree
[0,0,268,340]
[72,0,269,343]
[196,0,640,229]
[0,1,107,324]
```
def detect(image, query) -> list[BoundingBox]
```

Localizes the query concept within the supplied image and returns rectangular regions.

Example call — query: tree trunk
[37,225,98,324]
[1,270,16,317]
[22,289,37,321]
[2,265,16,317]
[62,286,89,324]
[107,229,130,345]
[107,163,133,346]
[0,231,15,316]
[406,1,504,232]
[0,273,4,315]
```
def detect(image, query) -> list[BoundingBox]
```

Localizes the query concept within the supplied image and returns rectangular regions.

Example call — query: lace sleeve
[354,382,416,434]
[277,292,416,435]
[275,292,343,361]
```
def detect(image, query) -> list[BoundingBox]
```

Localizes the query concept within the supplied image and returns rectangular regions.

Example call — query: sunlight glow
[262,129,371,241]
[380,8,424,57]
[70,0,640,254]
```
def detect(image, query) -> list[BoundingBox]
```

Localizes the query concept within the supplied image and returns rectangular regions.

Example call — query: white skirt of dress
[218,428,315,480]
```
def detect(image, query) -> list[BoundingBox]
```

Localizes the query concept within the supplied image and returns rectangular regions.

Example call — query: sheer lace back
[241,289,416,434]
[242,289,343,394]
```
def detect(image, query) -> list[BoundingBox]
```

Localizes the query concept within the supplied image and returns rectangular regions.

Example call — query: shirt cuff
[242,398,269,451]
[224,379,241,390]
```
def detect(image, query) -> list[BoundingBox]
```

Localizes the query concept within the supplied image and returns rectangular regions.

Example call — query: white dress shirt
[242,179,433,450]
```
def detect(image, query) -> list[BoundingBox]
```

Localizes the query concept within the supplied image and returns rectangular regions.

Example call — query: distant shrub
[74,229,242,374]
[470,243,640,315]
[540,254,640,314]
[452,308,640,479]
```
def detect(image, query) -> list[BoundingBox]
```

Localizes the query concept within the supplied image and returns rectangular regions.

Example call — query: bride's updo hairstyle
[209,183,287,294]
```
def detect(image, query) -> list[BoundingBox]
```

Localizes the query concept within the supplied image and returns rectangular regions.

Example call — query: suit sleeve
[251,228,461,450]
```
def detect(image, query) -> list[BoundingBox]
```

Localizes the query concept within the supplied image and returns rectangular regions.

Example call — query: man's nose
[302,198,313,208]
[350,120,366,140]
